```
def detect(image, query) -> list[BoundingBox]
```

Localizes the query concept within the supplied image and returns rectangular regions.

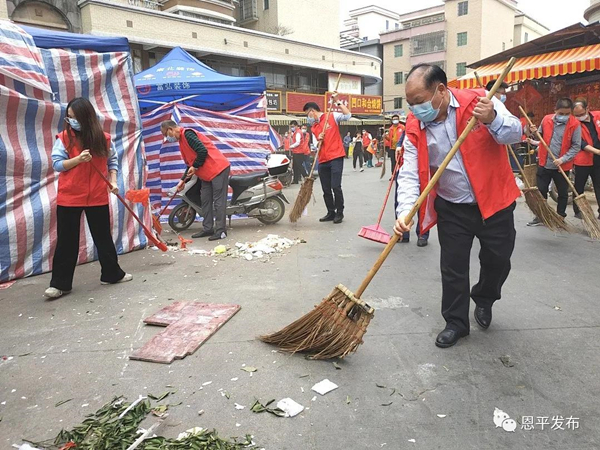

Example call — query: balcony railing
[128,0,160,10]
[239,0,258,23]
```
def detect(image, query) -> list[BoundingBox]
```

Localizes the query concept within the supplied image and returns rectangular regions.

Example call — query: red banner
[286,92,325,114]
[350,95,383,115]
[325,92,351,113]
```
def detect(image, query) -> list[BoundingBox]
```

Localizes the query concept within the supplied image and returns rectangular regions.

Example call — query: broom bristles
[574,194,600,240]
[523,188,571,233]
[289,177,315,223]
[259,284,374,360]
[380,152,386,179]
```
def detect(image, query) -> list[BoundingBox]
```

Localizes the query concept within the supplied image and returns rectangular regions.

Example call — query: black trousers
[537,166,570,217]
[435,197,516,335]
[50,205,126,292]
[386,148,396,173]
[353,148,364,169]
[573,164,600,214]
[292,153,308,183]
[318,156,344,214]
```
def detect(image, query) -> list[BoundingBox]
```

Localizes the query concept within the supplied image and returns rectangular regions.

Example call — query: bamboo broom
[472,72,569,232]
[260,59,517,359]
[289,73,342,223]
[520,106,600,239]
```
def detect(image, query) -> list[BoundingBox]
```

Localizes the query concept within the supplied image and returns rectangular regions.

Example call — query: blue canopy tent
[20,25,130,52]
[134,47,266,111]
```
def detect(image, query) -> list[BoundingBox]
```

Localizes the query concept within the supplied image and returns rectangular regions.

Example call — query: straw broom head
[289,177,314,223]
[574,194,600,239]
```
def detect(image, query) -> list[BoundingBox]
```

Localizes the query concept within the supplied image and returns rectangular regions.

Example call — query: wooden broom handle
[519,106,579,195]
[308,73,343,175]
[376,152,403,225]
[472,72,531,189]
[355,57,517,298]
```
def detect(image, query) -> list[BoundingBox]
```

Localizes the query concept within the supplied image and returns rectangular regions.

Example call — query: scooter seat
[229,171,268,189]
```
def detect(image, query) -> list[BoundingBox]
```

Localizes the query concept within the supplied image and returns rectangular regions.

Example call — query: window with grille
[264,0,269,10]
[394,44,403,57]
[394,72,403,85]
[411,31,446,56]
[456,62,467,77]
[457,32,467,46]
[394,97,403,109]
[458,1,468,16]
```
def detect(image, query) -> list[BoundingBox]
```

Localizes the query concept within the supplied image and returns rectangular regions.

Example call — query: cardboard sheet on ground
[130,302,240,364]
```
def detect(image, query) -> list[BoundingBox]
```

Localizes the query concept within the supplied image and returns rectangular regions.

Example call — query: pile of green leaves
[25,396,255,450]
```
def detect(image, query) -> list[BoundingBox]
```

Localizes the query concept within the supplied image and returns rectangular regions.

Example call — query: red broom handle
[89,162,168,252]
[375,152,403,226]
[158,174,191,217]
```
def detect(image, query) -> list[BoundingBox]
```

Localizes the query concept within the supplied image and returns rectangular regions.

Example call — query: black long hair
[64,97,109,158]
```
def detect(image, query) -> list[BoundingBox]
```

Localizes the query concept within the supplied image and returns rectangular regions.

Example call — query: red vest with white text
[179,128,230,182]
[539,114,581,171]
[405,88,520,233]
[300,132,311,155]
[291,129,304,154]
[56,130,112,207]
[311,113,345,163]
[574,111,600,167]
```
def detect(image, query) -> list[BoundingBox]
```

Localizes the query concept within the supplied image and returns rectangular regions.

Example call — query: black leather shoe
[417,237,428,247]
[435,328,465,348]
[474,306,492,329]
[192,230,214,238]
[319,213,335,222]
[333,213,344,224]
[208,232,227,241]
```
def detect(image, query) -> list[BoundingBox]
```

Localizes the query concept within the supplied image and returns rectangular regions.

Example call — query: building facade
[3,0,381,115]
[585,0,600,22]
[379,0,549,113]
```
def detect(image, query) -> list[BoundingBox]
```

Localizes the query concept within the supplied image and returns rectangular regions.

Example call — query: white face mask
[392,120,399,125]
[577,114,589,122]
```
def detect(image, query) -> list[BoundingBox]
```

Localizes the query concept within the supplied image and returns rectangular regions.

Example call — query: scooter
[168,154,291,231]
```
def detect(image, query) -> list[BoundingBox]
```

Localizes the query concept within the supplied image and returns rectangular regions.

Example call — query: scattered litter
[554,306,562,311]
[152,404,169,417]
[234,403,245,410]
[250,399,286,417]
[12,444,41,450]
[311,396,317,402]
[312,379,338,396]
[231,377,239,382]
[299,374,309,378]
[0,280,16,290]
[443,366,449,372]
[235,423,241,427]
[332,362,342,370]
[381,402,393,407]
[148,391,174,402]
[241,366,257,373]
[81,403,89,407]
[177,427,204,440]
[187,235,301,261]
[214,245,227,254]
[55,399,73,407]
[202,381,213,386]
[499,355,515,368]
[276,398,304,418]
[437,414,447,418]
[197,409,204,416]
[376,383,387,389]
[346,396,351,404]
[408,439,416,443]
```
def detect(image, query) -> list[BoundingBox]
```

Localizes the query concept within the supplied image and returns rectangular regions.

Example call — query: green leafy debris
[250,399,286,417]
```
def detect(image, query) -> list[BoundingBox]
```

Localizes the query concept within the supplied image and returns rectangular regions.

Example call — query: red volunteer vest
[312,114,345,163]
[520,117,528,141]
[362,133,371,147]
[405,88,520,233]
[283,137,290,151]
[179,128,230,182]
[56,130,112,207]
[539,114,581,171]
[574,111,600,167]
[291,129,304,154]
[388,124,405,148]
[300,132,311,155]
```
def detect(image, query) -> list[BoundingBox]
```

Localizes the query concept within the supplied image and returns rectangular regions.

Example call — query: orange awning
[449,43,600,89]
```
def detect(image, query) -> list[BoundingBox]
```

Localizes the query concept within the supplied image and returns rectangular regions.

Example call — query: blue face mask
[66,117,81,131]
[307,116,316,126]
[290,126,296,132]
[409,85,442,123]
[555,114,570,124]
[500,94,507,103]
[165,135,178,143]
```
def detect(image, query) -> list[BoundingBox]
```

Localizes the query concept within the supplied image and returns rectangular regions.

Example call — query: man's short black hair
[574,98,588,109]
[485,80,509,91]
[406,63,447,89]
[303,102,320,112]
[555,98,573,110]
[290,120,298,126]
[391,114,400,119]
[527,112,535,118]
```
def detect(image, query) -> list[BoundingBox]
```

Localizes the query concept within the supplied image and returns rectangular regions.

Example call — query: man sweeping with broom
[394,64,523,348]
[303,97,351,224]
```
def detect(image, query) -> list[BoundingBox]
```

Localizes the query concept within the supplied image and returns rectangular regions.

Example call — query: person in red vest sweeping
[393,64,522,348]
[161,120,231,241]
[527,98,582,226]
[289,120,308,184]
[572,99,600,219]
[303,97,351,224]
[385,114,405,175]
[45,97,132,299]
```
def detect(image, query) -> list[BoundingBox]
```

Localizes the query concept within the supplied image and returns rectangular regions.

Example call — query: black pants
[353,148,364,169]
[435,197,516,335]
[574,164,600,214]
[386,148,397,173]
[364,150,373,166]
[50,205,126,292]
[318,156,344,214]
[201,166,230,235]
[537,166,570,217]
[292,153,308,183]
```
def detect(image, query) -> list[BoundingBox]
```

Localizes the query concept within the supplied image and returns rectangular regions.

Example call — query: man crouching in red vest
[161,120,231,241]
[393,64,522,348]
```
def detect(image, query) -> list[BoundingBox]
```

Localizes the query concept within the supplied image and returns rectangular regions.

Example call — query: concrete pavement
[1,158,600,449]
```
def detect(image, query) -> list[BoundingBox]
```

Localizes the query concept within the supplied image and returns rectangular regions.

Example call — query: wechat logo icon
[494,407,517,432]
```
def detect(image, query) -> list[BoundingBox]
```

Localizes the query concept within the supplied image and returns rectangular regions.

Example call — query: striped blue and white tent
[0,21,147,282]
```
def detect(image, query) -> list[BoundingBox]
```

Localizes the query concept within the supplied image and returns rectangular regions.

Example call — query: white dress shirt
[396,91,523,217]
